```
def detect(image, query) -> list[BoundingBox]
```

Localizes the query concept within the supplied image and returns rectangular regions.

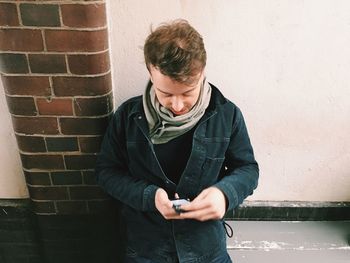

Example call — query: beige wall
[107,0,350,201]
[0,79,28,198]
[2,1,347,201]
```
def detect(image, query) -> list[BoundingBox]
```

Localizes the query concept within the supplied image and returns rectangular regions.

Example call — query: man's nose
[171,96,184,111]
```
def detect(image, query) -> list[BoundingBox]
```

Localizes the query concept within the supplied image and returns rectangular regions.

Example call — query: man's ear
[148,64,155,83]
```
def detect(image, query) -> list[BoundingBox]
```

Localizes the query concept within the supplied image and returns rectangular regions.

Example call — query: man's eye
[184,92,194,97]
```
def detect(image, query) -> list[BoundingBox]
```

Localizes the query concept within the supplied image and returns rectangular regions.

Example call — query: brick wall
[0,0,113,215]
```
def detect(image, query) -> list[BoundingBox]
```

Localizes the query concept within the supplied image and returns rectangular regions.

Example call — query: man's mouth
[171,109,187,115]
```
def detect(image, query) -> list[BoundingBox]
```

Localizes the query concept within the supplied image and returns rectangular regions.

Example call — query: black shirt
[154,128,195,185]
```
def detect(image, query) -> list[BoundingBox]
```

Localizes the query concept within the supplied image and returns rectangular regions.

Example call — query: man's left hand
[179,187,227,221]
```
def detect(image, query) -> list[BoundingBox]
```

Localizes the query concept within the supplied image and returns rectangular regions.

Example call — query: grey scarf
[143,80,212,144]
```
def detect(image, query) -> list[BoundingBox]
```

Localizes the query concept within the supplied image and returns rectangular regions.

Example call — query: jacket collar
[206,82,228,110]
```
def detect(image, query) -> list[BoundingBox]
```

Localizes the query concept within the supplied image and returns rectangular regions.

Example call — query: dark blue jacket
[95,83,259,263]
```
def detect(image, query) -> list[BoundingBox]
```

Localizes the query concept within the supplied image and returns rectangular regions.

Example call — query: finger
[163,207,186,220]
[180,189,210,211]
[180,202,209,212]
[155,188,179,219]
[161,206,178,218]
[181,205,222,221]
[179,209,216,221]
[180,195,211,211]
[158,191,173,209]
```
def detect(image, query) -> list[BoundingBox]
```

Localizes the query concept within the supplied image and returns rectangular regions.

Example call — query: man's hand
[155,188,182,220]
[179,187,227,221]
[155,187,227,221]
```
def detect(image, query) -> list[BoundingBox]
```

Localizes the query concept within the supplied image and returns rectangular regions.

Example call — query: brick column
[0,1,113,215]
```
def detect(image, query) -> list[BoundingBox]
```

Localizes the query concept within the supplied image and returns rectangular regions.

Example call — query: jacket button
[138,116,142,119]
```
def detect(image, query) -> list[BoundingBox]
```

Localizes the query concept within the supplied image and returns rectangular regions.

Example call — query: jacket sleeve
[95,109,159,211]
[214,106,259,212]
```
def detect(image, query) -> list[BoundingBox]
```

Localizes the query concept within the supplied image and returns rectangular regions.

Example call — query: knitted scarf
[143,80,211,144]
[143,79,212,144]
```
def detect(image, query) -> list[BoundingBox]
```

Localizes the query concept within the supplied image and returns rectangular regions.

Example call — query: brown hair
[144,19,206,85]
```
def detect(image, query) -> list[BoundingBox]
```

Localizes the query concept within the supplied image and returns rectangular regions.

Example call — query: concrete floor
[227,221,350,263]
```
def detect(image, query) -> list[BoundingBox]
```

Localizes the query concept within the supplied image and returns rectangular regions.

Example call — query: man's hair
[144,19,206,85]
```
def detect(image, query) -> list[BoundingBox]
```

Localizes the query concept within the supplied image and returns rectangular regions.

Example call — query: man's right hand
[155,188,182,220]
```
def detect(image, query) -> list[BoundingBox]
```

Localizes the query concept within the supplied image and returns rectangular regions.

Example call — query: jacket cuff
[142,184,159,211]
[214,181,239,212]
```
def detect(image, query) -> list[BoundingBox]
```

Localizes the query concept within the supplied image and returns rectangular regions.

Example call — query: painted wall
[107,0,350,201]
[0,79,28,198]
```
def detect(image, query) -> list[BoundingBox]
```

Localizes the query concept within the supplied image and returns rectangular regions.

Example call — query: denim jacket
[95,83,259,263]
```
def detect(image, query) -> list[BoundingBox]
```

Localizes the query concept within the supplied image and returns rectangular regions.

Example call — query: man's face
[149,66,204,116]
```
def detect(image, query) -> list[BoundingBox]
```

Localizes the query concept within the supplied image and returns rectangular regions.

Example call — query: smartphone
[171,199,190,214]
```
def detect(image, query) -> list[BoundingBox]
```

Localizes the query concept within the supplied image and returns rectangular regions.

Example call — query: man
[96,19,259,263]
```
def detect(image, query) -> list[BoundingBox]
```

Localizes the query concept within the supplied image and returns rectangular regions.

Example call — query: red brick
[12,116,59,135]
[20,3,60,27]
[82,170,97,185]
[79,136,103,153]
[29,54,67,74]
[61,3,106,28]
[68,51,110,75]
[5,95,37,116]
[0,3,19,26]
[28,186,68,200]
[20,153,64,169]
[56,201,87,214]
[51,171,82,185]
[46,137,78,152]
[0,53,29,73]
[36,98,73,116]
[1,75,51,96]
[69,186,107,200]
[0,29,43,52]
[24,171,51,185]
[31,200,56,214]
[52,73,111,96]
[64,154,97,169]
[88,200,115,214]
[74,94,113,116]
[45,29,108,52]
[60,116,109,135]
[16,135,46,152]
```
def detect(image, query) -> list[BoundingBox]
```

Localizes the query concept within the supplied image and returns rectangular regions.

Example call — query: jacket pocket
[201,157,225,187]
[197,136,230,159]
